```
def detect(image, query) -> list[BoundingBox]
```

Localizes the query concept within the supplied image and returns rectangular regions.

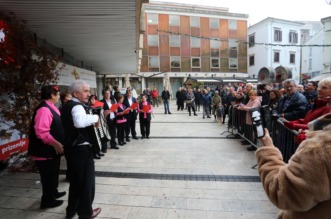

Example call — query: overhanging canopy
[0,0,148,74]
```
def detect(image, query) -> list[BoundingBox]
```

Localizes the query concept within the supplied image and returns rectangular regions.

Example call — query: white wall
[248,18,303,83]
[301,29,324,77]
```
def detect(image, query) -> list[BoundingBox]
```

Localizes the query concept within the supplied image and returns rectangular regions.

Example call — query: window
[210,39,220,49]
[191,57,200,68]
[309,59,312,70]
[229,39,237,50]
[169,35,180,47]
[229,50,237,58]
[229,39,237,58]
[274,51,280,62]
[191,16,200,27]
[190,37,200,48]
[274,29,282,42]
[149,56,159,67]
[249,34,255,47]
[169,15,179,26]
[289,31,298,44]
[229,58,238,69]
[170,56,181,68]
[229,20,237,30]
[249,55,255,66]
[210,18,219,29]
[211,58,219,68]
[309,47,313,57]
[290,53,296,64]
[147,14,158,24]
[148,35,158,46]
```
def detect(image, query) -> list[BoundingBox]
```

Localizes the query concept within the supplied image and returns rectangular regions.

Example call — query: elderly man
[277,79,308,121]
[61,80,101,219]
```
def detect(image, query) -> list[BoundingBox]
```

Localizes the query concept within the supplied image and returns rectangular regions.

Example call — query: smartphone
[249,108,265,138]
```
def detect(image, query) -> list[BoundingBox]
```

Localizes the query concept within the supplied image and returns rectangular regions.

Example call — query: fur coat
[256,129,331,219]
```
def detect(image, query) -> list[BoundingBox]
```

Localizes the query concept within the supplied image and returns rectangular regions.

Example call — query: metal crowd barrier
[271,120,299,163]
[222,104,299,163]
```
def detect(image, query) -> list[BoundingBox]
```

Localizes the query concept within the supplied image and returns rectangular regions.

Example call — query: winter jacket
[277,91,308,121]
[284,99,331,130]
[201,94,211,106]
[256,128,331,219]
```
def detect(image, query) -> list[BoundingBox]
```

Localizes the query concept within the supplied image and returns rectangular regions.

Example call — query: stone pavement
[0,101,278,219]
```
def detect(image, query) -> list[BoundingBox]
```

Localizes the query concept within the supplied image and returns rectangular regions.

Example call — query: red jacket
[151,90,158,98]
[285,100,330,130]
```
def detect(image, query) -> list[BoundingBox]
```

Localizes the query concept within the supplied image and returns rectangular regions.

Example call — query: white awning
[309,73,331,81]
[196,79,221,83]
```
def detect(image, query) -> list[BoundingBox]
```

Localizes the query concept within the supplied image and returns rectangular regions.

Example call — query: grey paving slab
[0,100,279,218]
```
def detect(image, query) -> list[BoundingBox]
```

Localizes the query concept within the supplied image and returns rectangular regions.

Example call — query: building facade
[102,2,249,95]
[248,18,304,83]
[138,2,249,93]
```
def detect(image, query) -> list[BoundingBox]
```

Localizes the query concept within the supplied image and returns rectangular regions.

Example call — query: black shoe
[146,136,149,139]
[189,114,191,116]
[54,191,66,199]
[111,146,119,150]
[126,138,130,142]
[164,112,167,114]
[123,141,127,145]
[132,136,139,140]
[141,136,145,139]
[94,154,101,159]
[40,200,63,209]
[101,149,107,153]
[247,145,257,151]
[168,112,172,114]
[98,152,105,156]
[203,117,205,119]
[207,116,211,118]
[194,114,198,116]
[118,143,124,146]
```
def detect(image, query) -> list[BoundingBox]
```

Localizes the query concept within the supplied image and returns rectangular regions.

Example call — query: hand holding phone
[250,108,265,138]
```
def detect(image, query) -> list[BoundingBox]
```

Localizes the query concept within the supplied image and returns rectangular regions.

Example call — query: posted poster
[0,138,29,161]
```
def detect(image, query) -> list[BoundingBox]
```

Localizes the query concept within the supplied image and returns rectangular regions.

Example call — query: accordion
[85,106,110,150]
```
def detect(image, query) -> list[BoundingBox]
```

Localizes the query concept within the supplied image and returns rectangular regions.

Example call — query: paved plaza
[0,101,278,219]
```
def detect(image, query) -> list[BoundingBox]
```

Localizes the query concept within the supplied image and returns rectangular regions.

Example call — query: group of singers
[28,80,153,219]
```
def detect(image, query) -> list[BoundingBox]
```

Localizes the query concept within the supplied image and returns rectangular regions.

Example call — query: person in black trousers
[161,86,172,114]
[61,80,101,219]
[138,94,153,139]
[100,88,119,151]
[123,89,139,141]
[28,85,65,210]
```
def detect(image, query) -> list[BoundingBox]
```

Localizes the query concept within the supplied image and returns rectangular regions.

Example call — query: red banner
[0,138,29,161]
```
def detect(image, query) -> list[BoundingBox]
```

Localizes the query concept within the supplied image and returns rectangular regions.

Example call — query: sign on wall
[57,63,97,88]
[0,138,28,161]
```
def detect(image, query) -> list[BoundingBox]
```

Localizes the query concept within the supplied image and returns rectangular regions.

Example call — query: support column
[321,16,331,73]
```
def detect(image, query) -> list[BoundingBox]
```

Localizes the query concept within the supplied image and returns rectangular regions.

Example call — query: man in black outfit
[161,86,172,114]
[61,80,101,219]
[100,88,119,151]
[123,89,139,141]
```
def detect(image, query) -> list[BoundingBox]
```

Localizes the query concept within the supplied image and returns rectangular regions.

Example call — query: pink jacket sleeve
[34,107,56,145]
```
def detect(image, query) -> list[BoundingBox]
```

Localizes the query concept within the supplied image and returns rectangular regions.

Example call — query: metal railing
[222,105,299,163]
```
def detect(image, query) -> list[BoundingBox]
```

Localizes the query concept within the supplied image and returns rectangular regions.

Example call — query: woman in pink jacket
[238,90,262,151]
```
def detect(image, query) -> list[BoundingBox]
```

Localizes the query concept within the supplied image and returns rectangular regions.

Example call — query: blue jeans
[163,100,170,113]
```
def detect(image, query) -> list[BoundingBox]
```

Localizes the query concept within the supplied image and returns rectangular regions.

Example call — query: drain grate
[60,170,260,182]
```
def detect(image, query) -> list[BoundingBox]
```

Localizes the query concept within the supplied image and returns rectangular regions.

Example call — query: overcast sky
[152,0,331,26]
